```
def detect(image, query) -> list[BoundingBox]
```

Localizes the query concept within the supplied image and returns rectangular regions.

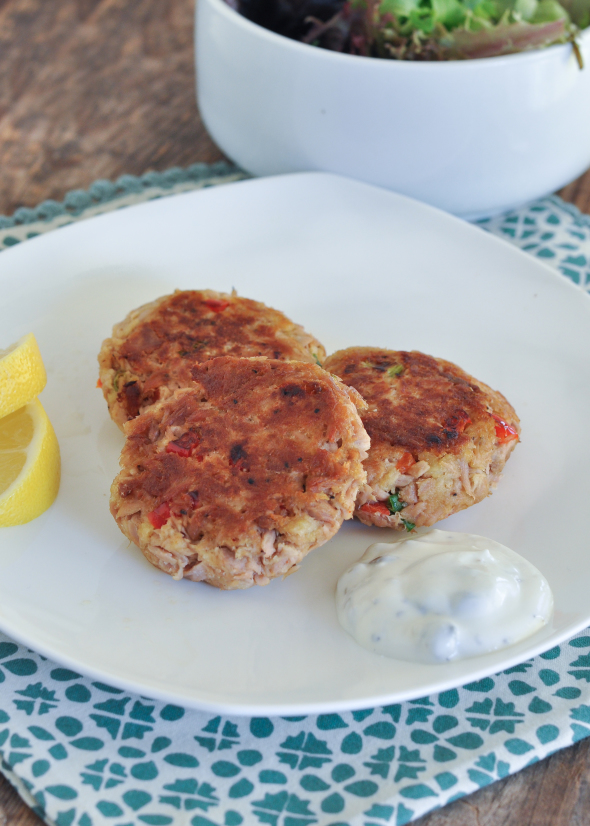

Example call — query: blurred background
[0,0,228,216]
[0,0,589,217]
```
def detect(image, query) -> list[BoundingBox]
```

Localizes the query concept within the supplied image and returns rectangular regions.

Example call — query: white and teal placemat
[1,163,589,293]
[1,165,590,826]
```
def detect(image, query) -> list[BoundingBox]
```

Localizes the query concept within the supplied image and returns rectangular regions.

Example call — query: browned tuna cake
[110,356,370,590]
[98,290,326,430]
[323,348,520,530]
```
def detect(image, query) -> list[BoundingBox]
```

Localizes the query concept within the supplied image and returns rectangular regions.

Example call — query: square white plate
[1,172,589,715]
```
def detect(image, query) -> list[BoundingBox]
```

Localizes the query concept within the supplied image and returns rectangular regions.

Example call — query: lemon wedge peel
[0,399,61,527]
[0,333,47,419]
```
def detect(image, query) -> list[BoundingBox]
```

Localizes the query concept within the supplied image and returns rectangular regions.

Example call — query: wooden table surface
[1,1,589,824]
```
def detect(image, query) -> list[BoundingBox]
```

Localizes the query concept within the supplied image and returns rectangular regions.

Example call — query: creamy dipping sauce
[336,530,553,664]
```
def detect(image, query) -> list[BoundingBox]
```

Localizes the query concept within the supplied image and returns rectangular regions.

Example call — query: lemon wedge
[0,333,47,419]
[0,399,61,526]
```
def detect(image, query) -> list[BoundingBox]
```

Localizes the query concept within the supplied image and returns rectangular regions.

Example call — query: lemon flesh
[0,333,47,419]
[0,399,61,526]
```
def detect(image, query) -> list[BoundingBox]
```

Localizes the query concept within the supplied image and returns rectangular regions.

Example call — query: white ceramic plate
[1,173,589,716]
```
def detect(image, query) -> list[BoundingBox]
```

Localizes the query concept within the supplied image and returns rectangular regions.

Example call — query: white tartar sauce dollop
[336,530,553,664]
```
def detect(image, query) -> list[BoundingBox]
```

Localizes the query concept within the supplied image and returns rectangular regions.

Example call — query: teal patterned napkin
[477,195,590,293]
[0,629,590,826]
[1,166,590,826]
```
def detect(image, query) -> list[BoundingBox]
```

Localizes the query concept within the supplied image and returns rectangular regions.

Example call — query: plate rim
[1,171,589,715]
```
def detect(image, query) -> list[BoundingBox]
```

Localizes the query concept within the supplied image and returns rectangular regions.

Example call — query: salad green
[238,0,588,61]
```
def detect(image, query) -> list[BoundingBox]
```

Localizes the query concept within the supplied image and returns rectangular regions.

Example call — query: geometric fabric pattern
[1,164,589,825]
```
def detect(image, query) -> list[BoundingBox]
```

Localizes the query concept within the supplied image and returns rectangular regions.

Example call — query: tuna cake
[110,356,370,590]
[98,289,326,430]
[323,348,520,530]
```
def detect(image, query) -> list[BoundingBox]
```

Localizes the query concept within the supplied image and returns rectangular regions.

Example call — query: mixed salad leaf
[236,0,589,60]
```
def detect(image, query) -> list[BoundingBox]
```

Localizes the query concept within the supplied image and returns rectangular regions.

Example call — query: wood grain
[415,738,590,826]
[0,0,589,824]
[0,774,39,826]
[0,0,224,216]
[558,175,590,214]
[0,0,588,215]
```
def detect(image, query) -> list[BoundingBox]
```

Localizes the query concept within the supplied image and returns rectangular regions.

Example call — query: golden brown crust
[98,290,326,430]
[110,357,369,590]
[323,348,520,530]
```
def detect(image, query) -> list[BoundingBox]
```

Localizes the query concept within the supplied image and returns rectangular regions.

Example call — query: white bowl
[196,0,590,219]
